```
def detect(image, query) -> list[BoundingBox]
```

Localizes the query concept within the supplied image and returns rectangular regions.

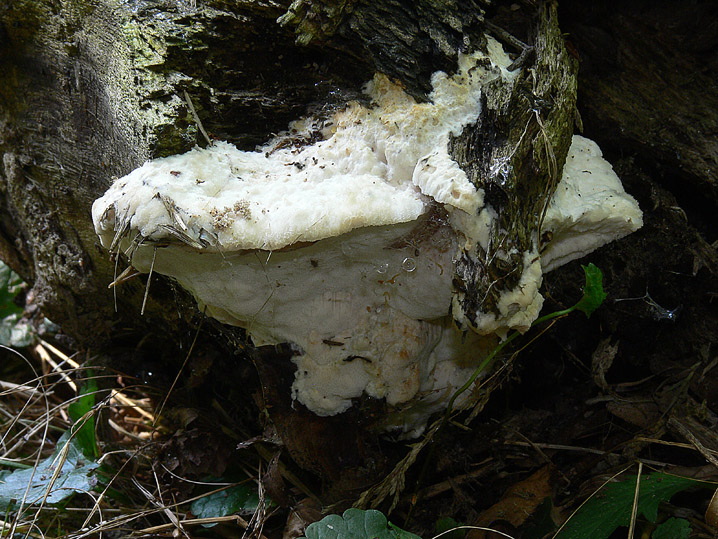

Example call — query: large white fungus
[93,37,642,434]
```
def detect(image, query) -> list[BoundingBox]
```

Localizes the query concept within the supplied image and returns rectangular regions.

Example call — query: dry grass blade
[0,380,43,398]
[28,434,81,528]
[107,265,141,289]
[184,90,212,146]
[160,195,189,233]
[418,460,496,500]
[356,418,441,512]
[153,317,203,426]
[80,445,149,531]
[108,214,130,254]
[2,388,101,460]
[0,516,33,537]
[33,343,77,392]
[668,417,718,469]
[158,223,205,249]
[1,350,135,538]
[242,463,271,539]
[38,340,81,369]
[76,483,263,538]
[71,508,159,539]
[107,418,151,441]
[504,440,671,467]
[433,525,517,539]
[132,477,189,538]
[2,335,274,538]
[110,390,156,422]
[140,246,157,316]
[137,514,256,534]
[627,462,643,539]
[1,345,52,538]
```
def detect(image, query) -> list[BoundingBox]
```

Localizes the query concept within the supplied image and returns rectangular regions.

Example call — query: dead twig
[668,417,718,470]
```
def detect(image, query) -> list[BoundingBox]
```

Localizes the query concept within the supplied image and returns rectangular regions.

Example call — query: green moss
[111,10,211,156]
[0,0,46,46]
[278,0,358,45]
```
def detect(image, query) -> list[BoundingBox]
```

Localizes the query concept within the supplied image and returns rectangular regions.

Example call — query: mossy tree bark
[5,0,714,500]
[0,0,578,346]
[559,1,718,220]
[0,0,372,342]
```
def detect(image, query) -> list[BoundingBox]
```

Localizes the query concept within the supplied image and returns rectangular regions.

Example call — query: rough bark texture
[2,0,717,508]
[0,0,571,345]
[0,0,374,344]
[279,0,490,99]
[560,1,718,217]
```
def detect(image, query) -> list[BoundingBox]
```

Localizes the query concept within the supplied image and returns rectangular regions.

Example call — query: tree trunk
[0,0,375,341]
[0,0,580,344]
[2,0,716,502]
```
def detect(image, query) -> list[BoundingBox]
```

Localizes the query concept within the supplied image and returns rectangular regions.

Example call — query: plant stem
[407,304,577,525]
[443,305,575,420]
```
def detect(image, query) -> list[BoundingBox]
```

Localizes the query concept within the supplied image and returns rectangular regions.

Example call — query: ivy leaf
[191,480,261,528]
[652,517,691,539]
[573,263,607,318]
[556,473,708,539]
[302,509,421,539]
[0,261,33,347]
[0,262,23,320]
[0,314,34,347]
[0,431,99,510]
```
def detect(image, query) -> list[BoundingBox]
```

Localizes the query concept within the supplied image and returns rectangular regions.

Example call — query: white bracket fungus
[541,136,643,272]
[93,37,642,434]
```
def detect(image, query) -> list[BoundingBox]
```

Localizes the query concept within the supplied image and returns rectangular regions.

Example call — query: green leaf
[191,481,260,527]
[556,473,708,539]
[0,261,33,347]
[68,374,99,459]
[302,509,421,539]
[0,431,99,511]
[0,313,34,347]
[389,520,423,539]
[0,262,23,319]
[573,263,607,318]
[435,517,465,539]
[652,517,691,539]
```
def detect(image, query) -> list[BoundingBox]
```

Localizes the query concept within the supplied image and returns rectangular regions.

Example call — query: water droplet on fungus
[402,257,416,272]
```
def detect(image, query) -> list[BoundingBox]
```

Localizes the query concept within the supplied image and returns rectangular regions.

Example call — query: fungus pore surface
[93,37,642,434]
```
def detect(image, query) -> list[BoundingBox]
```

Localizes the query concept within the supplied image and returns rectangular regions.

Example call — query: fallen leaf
[467,465,556,539]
